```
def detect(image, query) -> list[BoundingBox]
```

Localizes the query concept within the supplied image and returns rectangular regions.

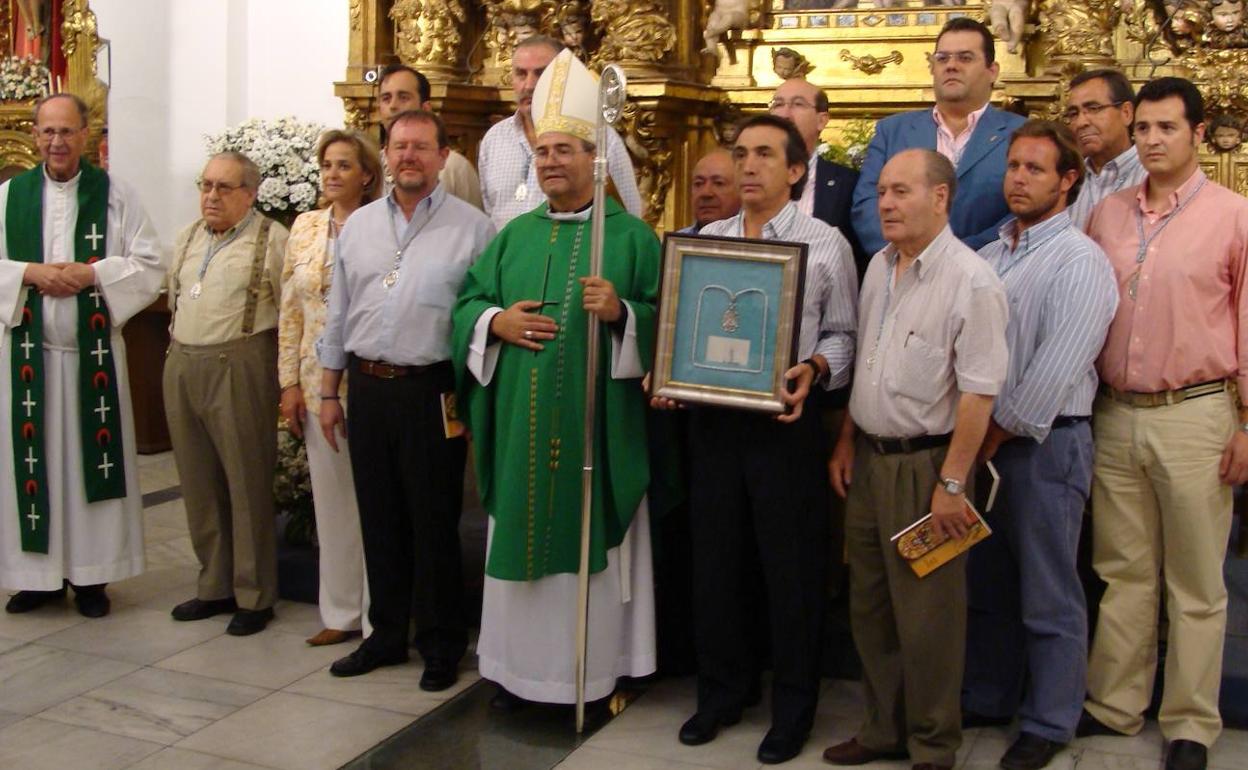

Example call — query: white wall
[92,0,349,244]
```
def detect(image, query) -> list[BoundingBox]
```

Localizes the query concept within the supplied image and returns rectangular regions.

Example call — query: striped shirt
[979,210,1118,441]
[699,202,859,389]
[477,113,643,230]
[1067,145,1146,230]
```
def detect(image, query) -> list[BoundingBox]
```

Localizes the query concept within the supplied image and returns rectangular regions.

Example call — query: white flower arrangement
[0,56,49,102]
[205,117,326,220]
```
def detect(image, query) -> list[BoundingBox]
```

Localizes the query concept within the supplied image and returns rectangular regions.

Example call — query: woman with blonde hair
[278,129,382,645]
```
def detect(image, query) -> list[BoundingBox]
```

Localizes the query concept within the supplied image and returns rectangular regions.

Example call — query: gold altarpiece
[339,0,1248,231]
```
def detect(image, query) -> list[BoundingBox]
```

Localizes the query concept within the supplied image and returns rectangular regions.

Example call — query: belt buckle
[870,437,887,454]
[377,363,398,379]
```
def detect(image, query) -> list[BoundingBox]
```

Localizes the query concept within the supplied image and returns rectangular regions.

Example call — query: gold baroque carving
[589,0,676,70]
[350,0,362,30]
[61,0,99,61]
[390,0,467,67]
[618,102,672,226]
[1036,0,1120,63]
[343,97,370,130]
[840,49,903,75]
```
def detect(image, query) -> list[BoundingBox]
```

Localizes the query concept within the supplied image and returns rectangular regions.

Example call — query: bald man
[678,148,740,234]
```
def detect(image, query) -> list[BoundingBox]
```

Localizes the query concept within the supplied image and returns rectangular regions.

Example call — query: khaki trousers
[1086,391,1234,745]
[163,333,279,610]
[846,439,964,768]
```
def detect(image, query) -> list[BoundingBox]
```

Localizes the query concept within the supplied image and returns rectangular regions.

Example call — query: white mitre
[532,48,599,144]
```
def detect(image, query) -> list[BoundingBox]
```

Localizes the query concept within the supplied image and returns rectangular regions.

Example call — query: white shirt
[1068,145,1146,230]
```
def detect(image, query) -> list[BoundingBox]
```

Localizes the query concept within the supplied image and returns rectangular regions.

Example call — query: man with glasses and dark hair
[376,63,483,209]
[962,120,1118,770]
[851,17,1024,254]
[165,150,289,636]
[0,93,164,619]
[1064,69,1144,229]
[1080,76,1248,770]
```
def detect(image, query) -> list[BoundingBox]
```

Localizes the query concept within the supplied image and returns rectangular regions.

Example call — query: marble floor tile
[108,566,198,610]
[555,746,745,770]
[143,523,188,545]
[0,716,161,770]
[960,731,1078,770]
[144,535,198,569]
[156,630,348,689]
[0,601,88,641]
[126,747,279,770]
[40,667,269,746]
[0,644,138,714]
[143,499,189,532]
[138,462,180,493]
[175,691,414,770]
[285,661,479,716]
[0,635,23,655]
[38,606,227,665]
[265,599,329,639]
[0,709,21,731]
[1210,728,1248,769]
[1071,721,1166,762]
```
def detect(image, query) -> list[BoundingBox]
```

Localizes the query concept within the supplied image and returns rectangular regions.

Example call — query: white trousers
[303,415,369,633]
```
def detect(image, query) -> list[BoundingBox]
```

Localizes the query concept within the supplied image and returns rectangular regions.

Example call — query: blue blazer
[850,106,1026,255]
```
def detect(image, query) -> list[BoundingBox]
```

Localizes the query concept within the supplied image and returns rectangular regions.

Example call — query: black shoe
[171,596,237,621]
[71,584,110,618]
[678,710,741,746]
[962,710,1011,729]
[1165,740,1207,770]
[489,687,528,712]
[1075,709,1128,738]
[5,587,67,613]
[419,658,458,691]
[225,607,274,636]
[330,645,409,677]
[757,726,807,765]
[1000,732,1065,770]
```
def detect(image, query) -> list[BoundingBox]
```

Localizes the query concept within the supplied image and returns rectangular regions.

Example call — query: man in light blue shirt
[964,120,1118,770]
[317,109,495,684]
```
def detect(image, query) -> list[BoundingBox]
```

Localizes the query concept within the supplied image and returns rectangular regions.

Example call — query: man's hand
[829,433,855,499]
[776,360,819,424]
[642,371,684,410]
[23,263,80,297]
[280,386,307,439]
[490,300,559,351]
[1220,430,1248,485]
[580,276,621,322]
[929,485,971,541]
[319,398,346,452]
[59,263,96,292]
[977,419,1014,465]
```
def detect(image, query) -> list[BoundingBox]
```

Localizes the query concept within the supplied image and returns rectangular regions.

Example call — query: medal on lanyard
[514,182,528,202]
[1127,177,1205,300]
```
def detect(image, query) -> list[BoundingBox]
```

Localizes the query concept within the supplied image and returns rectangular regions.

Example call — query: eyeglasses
[196,179,246,195]
[1061,101,1126,123]
[931,51,981,66]
[768,98,817,111]
[35,126,83,142]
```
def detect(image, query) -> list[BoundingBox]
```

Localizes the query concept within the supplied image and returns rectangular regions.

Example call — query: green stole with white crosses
[6,162,125,554]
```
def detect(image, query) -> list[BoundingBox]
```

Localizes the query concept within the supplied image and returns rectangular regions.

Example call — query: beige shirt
[849,225,1009,438]
[441,150,483,210]
[278,209,345,415]
[169,212,289,346]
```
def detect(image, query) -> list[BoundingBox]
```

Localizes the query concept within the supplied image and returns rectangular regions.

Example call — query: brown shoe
[306,628,362,646]
[822,738,908,765]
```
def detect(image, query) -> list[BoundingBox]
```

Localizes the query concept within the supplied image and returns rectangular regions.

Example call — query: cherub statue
[557,2,592,60]
[1209,113,1244,152]
[508,11,541,46]
[986,0,1030,53]
[1207,0,1248,45]
[703,0,750,56]
[772,47,814,79]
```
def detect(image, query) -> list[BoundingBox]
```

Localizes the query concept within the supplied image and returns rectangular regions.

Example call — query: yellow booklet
[440,392,465,439]
[891,497,992,578]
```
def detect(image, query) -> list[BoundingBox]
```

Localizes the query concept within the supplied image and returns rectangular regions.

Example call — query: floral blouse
[278,209,346,415]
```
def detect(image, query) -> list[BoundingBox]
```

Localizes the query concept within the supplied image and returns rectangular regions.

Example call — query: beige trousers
[164,333,279,611]
[1086,391,1235,745]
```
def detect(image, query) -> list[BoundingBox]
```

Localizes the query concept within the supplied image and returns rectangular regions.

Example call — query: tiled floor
[1,452,1245,770]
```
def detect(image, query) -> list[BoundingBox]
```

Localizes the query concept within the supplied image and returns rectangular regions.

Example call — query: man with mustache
[850,18,1024,254]
[477,35,641,229]
[1063,69,1144,230]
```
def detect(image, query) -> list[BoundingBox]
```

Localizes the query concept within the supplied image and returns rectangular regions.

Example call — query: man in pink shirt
[1083,76,1248,770]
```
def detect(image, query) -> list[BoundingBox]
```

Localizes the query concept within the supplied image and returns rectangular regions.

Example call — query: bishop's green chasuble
[452,198,660,582]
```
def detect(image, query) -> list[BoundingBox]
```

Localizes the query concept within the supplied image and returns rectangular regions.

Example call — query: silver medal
[382,270,399,289]
[189,281,202,300]
[514,182,528,202]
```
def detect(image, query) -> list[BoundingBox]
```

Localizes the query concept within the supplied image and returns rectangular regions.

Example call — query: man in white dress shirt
[1064,69,1145,229]
[0,94,165,618]
[477,35,642,229]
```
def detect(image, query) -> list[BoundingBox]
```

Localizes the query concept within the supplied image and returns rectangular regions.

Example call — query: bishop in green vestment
[450,48,661,704]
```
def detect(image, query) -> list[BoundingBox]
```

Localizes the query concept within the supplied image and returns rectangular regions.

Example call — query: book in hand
[890,497,992,578]
[440,392,466,439]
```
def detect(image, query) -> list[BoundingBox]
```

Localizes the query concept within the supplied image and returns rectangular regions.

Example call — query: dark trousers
[689,406,829,734]
[964,423,1092,742]
[345,359,467,663]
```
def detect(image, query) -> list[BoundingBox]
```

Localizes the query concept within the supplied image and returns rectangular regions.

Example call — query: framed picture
[650,232,808,414]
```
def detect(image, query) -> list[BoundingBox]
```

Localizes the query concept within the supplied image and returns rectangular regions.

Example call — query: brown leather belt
[1099,379,1228,408]
[353,357,443,379]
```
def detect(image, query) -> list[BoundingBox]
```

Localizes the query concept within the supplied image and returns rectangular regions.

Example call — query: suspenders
[171,215,274,335]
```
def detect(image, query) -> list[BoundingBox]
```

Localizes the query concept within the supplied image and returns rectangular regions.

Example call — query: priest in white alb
[0,94,165,618]
[452,50,659,708]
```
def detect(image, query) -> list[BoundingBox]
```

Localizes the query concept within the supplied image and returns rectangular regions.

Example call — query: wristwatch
[1240,422,1248,436]
[940,477,965,496]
